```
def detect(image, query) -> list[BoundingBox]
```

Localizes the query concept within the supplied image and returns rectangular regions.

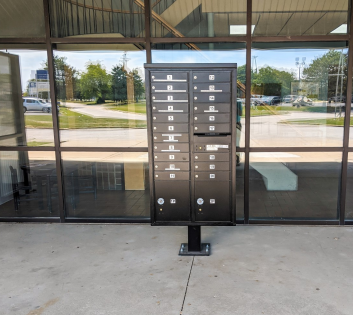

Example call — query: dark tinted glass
[49,0,145,38]
[0,49,55,147]
[54,45,147,147]
[151,0,247,37]
[0,151,59,217]
[62,152,149,218]
[251,42,347,147]
[252,0,349,36]
[250,152,341,220]
[0,0,45,38]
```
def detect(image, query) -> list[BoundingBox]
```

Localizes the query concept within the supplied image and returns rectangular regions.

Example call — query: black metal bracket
[179,226,210,256]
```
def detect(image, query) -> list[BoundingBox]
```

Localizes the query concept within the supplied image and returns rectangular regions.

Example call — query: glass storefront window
[49,0,145,38]
[0,151,59,217]
[250,152,341,220]
[54,45,147,147]
[251,42,348,147]
[0,0,45,38]
[61,151,149,218]
[0,48,55,147]
[252,0,349,36]
[152,42,246,147]
[151,0,247,37]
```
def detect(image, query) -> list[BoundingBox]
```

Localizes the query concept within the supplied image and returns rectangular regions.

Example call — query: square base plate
[179,243,210,256]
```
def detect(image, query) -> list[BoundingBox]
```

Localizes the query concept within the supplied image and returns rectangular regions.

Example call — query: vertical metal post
[43,0,66,222]
[339,0,353,225]
[244,0,252,224]
[188,226,201,252]
[144,0,152,63]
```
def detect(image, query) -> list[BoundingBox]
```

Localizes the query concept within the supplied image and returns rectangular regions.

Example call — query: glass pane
[152,42,246,148]
[62,152,149,218]
[0,0,45,38]
[0,151,59,217]
[236,152,244,220]
[345,153,353,220]
[253,0,349,36]
[251,42,347,147]
[151,0,247,37]
[250,152,341,220]
[0,49,55,147]
[49,0,145,38]
[54,45,147,147]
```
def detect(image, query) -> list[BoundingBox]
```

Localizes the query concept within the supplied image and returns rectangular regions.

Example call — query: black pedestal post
[179,226,210,256]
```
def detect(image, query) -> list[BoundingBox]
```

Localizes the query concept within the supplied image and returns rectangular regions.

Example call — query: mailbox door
[153,133,189,143]
[154,161,190,171]
[194,161,230,171]
[194,124,231,134]
[194,181,230,221]
[152,103,189,113]
[153,123,188,133]
[153,113,189,123]
[194,93,231,103]
[194,153,229,162]
[194,113,230,123]
[154,153,189,162]
[154,171,189,181]
[153,143,189,152]
[192,72,231,83]
[155,181,190,221]
[194,171,230,181]
[152,82,188,92]
[151,72,187,82]
[193,83,230,93]
[193,103,231,114]
[152,94,188,102]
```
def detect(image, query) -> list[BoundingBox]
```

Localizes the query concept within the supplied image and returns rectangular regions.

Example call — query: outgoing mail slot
[151,72,188,82]
[155,181,190,221]
[153,113,188,123]
[152,93,188,103]
[194,161,230,171]
[153,123,188,133]
[192,72,231,83]
[193,103,231,114]
[154,171,189,181]
[153,133,189,143]
[194,153,230,161]
[194,114,230,123]
[154,153,189,162]
[152,103,188,113]
[154,162,189,171]
[194,171,230,181]
[152,82,188,93]
[195,181,230,222]
[193,83,230,93]
[193,93,230,103]
[153,143,189,152]
[194,124,231,134]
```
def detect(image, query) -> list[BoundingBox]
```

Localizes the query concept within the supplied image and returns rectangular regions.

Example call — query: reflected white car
[23,97,53,113]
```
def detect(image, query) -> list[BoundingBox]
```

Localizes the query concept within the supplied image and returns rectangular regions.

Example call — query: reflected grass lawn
[278,117,347,126]
[106,102,147,114]
[25,108,147,129]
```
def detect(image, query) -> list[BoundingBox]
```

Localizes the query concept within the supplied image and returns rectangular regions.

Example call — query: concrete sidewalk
[0,224,352,315]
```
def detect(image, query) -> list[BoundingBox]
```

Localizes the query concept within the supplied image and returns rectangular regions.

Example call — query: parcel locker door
[195,181,230,222]
[155,181,190,221]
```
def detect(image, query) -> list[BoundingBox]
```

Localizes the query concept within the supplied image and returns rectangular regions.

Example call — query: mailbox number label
[168,105,173,111]
[168,116,174,121]
[167,75,173,80]
[169,145,174,150]
[170,174,175,178]
[209,116,215,121]
[168,126,174,131]
[209,96,215,101]
[210,164,215,170]
[210,174,215,179]
[210,199,216,204]
[170,199,176,203]
[169,155,175,159]
[210,155,215,160]
[167,85,173,90]
[209,85,215,90]
[209,106,215,111]
[209,75,215,80]
[168,96,173,101]
[209,126,215,131]
[169,135,175,141]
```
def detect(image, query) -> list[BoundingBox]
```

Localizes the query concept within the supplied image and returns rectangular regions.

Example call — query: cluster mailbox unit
[145,64,237,256]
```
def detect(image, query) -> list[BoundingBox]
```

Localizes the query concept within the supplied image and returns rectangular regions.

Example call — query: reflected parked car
[283,95,298,103]
[23,97,55,113]
[292,96,313,107]
[260,96,281,105]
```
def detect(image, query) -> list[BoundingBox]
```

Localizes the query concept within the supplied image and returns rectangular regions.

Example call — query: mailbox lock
[153,117,156,120]
[153,106,156,110]
[154,136,157,140]
[195,127,198,130]
[160,208,163,212]
[152,76,155,79]
[194,97,197,100]
[195,175,199,178]
[194,76,197,79]
[157,198,164,205]
[194,117,198,120]
[154,146,157,149]
[195,156,198,159]
[155,165,158,168]
[153,127,156,130]
[197,198,204,205]
[152,96,155,100]
[155,156,158,159]
[199,209,202,212]
[194,107,197,110]
[152,86,155,89]
[155,175,159,178]
[194,86,197,90]
[195,165,198,169]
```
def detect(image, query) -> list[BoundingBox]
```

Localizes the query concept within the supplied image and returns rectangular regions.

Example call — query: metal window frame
[0,0,352,224]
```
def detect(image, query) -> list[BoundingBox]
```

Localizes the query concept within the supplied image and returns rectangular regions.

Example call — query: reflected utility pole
[295,57,306,81]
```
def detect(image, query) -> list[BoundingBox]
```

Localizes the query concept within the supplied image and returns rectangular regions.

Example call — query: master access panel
[145,64,237,226]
